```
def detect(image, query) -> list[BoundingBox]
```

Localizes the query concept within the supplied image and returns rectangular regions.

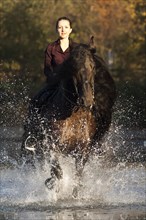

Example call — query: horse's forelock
[70,44,96,79]
[76,43,96,54]
[71,44,95,64]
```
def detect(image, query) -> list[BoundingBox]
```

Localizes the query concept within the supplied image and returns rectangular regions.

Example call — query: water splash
[0,150,145,209]
[0,81,146,214]
[0,75,30,126]
[0,120,146,210]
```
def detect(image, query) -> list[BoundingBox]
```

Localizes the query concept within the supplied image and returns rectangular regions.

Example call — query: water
[0,125,146,220]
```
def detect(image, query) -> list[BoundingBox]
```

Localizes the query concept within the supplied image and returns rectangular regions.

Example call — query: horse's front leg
[45,152,63,190]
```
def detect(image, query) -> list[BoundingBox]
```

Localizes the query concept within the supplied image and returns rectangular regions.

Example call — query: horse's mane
[61,43,108,79]
[72,43,109,72]
[69,43,117,119]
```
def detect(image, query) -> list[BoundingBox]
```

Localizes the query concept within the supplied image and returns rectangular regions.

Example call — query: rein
[61,80,95,111]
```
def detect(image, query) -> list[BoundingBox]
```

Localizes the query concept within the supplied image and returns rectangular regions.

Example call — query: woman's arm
[44,45,53,78]
[44,44,64,86]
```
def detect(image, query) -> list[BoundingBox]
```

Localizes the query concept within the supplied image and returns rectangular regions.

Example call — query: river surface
[0,125,146,220]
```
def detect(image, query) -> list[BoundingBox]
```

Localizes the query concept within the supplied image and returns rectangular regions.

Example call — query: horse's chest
[53,109,96,147]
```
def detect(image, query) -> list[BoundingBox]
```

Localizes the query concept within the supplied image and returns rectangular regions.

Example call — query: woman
[32,16,78,109]
[44,16,78,86]
[21,17,78,159]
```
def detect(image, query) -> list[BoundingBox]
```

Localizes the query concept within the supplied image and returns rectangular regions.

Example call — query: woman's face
[57,19,72,39]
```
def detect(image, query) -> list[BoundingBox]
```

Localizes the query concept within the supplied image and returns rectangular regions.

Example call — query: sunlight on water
[0,152,145,209]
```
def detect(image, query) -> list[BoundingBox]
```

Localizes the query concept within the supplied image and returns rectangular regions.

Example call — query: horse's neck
[61,78,78,104]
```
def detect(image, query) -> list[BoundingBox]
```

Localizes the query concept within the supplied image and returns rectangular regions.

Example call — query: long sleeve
[44,40,77,85]
[44,45,53,78]
[44,45,62,86]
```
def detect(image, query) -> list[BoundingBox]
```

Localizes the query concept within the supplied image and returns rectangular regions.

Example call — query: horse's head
[70,39,96,108]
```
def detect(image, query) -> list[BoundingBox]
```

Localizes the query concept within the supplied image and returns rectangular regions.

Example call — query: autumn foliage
[0,0,145,126]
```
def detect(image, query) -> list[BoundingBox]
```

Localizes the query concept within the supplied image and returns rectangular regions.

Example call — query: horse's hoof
[45,177,56,190]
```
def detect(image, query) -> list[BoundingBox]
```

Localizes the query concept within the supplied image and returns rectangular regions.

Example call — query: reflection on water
[0,126,146,220]
[0,206,146,220]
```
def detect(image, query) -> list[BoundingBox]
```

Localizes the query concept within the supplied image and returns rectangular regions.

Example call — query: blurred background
[0,0,145,128]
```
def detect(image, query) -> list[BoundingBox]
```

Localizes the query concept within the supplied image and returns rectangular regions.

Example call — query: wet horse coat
[21,41,116,189]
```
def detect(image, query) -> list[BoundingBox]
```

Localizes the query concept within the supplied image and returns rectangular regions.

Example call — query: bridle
[61,70,95,111]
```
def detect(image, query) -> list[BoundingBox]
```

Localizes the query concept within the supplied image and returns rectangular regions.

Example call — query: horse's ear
[89,36,96,53]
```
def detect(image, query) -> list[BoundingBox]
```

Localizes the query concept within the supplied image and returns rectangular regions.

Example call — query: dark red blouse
[44,39,78,85]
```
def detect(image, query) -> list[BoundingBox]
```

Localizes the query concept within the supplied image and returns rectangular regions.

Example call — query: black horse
[21,38,116,191]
